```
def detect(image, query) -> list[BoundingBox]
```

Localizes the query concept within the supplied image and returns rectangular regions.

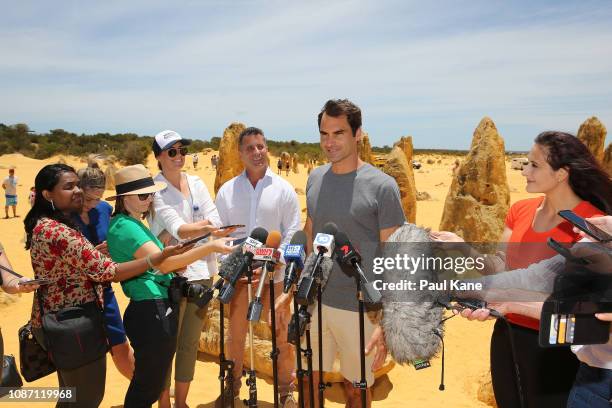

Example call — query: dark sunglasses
[167,147,188,158]
[137,193,154,201]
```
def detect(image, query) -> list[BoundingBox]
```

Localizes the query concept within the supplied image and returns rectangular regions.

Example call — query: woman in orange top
[432,131,611,408]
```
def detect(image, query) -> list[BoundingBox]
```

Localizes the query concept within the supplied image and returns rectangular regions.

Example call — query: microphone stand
[354,278,367,408]
[304,310,315,408]
[218,300,235,408]
[315,265,327,408]
[244,264,258,408]
[292,295,307,408]
[268,266,280,408]
[199,277,235,408]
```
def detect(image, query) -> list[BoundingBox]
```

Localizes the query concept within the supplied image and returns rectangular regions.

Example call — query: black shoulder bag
[38,283,109,370]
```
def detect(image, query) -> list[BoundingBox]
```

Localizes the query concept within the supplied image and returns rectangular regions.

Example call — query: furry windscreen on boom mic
[381,224,446,365]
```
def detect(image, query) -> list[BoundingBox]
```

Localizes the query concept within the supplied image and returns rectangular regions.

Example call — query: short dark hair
[238,127,266,147]
[317,99,362,136]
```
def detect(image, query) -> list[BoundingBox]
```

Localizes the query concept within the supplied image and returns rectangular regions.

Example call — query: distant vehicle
[371,155,422,170]
[511,157,529,170]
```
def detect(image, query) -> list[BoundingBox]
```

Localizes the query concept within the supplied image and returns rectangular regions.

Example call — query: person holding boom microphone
[456,215,612,408]
[302,99,406,407]
[214,126,301,407]
[432,131,612,408]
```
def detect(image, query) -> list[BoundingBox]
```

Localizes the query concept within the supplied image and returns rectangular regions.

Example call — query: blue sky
[1,1,611,150]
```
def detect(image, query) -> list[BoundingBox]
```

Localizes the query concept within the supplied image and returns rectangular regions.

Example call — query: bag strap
[36,280,104,318]
[36,288,45,318]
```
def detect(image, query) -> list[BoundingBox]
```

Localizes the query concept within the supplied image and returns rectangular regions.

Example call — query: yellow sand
[0,151,535,407]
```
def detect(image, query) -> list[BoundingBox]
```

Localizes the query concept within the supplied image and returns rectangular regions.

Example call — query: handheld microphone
[247,231,282,321]
[295,254,334,306]
[283,231,307,293]
[194,237,251,306]
[295,223,337,305]
[218,227,268,304]
[334,231,382,304]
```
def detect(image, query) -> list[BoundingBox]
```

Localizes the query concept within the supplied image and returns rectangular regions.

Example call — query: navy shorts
[103,286,128,347]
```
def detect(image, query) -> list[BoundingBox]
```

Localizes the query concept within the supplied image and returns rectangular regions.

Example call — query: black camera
[168,276,214,309]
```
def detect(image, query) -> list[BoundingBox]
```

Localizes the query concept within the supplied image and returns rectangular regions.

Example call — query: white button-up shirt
[215,167,301,282]
[149,172,222,281]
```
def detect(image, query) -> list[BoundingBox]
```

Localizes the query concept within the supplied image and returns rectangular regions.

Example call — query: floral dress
[29,218,117,328]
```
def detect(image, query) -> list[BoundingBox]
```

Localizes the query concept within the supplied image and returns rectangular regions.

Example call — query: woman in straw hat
[105,164,234,408]
[24,163,189,408]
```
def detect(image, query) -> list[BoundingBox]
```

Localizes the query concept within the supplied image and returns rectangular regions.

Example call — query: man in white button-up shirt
[215,127,301,407]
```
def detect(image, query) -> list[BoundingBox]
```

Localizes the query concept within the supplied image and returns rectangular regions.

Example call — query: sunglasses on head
[137,193,153,201]
[167,147,188,158]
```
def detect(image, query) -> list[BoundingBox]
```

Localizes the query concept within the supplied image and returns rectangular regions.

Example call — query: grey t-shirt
[306,163,406,311]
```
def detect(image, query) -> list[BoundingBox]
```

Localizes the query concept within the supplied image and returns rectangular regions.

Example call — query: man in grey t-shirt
[302,99,405,407]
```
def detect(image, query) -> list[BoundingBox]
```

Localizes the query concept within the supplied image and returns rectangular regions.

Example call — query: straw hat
[106,164,166,200]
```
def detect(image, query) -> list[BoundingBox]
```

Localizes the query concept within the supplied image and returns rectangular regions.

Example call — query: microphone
[217,227,268,304]
[247,231,282,322]
[295,222,337,306]
[191,237,252,307]
[379,223,446,365]
[313,222,337,257]
[295,253,334,306]
[283,231,307,293]
[287,252,333,342]
[334,231,382,304]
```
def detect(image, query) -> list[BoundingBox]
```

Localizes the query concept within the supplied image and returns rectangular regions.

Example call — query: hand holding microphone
[217,227,268,304]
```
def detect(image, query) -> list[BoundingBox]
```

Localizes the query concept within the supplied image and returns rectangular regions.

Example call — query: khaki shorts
[302,303,375,385]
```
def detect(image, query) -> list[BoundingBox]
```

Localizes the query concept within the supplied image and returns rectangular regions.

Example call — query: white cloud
[1,1,611,149]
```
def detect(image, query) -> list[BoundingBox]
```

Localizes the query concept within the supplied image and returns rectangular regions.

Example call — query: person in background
[1,242,38,374]
[2,168,18,218]
[105,164,234,408]
[74,166,135,380]
[148,130,234,408]
[192,153,199,170]
[432,131,612,407]
[24,163,186,408]
[29,187,36,207]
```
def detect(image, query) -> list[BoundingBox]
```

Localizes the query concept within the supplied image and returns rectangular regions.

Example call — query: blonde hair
[78,166,106,191]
